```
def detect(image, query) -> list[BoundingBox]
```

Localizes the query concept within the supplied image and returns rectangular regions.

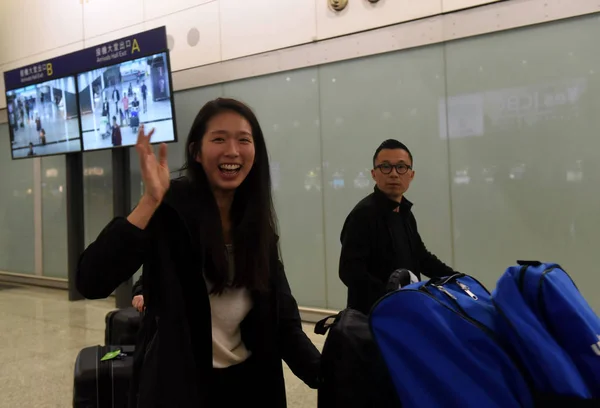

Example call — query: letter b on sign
[46,63,53,76]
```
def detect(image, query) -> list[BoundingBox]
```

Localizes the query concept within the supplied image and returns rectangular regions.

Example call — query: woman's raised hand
[135,124,170,206]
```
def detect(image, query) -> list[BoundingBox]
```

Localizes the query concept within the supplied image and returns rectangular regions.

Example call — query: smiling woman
[76,97,321,407]
[182,99,272,293]
[196,109,256,195]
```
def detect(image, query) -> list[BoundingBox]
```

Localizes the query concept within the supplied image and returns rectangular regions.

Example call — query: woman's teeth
[219,164,241,173]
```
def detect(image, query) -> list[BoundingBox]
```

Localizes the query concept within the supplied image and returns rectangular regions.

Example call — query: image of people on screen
[111,116,122,147]
[78,51,175,151]
[39,128,47,145]
[7,77,81,158]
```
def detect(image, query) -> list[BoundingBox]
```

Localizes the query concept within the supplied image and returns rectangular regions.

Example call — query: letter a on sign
[131,39,141,54]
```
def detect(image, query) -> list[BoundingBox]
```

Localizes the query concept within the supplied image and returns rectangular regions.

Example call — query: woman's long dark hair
[180,98,277,293]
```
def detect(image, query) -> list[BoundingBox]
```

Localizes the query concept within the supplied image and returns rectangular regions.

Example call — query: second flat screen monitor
[78,51,176,152]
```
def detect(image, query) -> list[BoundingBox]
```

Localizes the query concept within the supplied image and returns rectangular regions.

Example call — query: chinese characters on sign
[18,63,48,81]
[95,38,130,63]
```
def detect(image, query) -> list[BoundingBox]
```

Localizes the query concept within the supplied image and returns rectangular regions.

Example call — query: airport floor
[0,284,323,408]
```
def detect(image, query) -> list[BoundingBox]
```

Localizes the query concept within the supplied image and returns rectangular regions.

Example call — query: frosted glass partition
[83,150,114,247]
[319,46,453,309]
[445,15,600,310]
[224,69,326,308]
[41,156,68,278]
[0,124,35,274]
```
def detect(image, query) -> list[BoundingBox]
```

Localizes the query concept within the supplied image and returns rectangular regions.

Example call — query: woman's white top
[205,244,253,368]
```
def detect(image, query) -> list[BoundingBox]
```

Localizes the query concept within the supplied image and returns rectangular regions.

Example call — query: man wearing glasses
[339,139,456,314]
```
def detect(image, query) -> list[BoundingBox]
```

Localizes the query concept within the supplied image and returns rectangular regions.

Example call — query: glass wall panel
[319,45,453,309]
[0,124,35,274]
[41,155,68,278]
[445,15,600,311]
[83,150,113,247]
[224,69,326,308]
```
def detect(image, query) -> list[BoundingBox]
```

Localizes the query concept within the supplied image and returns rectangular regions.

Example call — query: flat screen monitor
[77,51,176,152]
[6,76,82,159]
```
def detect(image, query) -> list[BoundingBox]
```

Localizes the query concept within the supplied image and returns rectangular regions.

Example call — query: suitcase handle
[425,272,465,287]
[120,345,135,355]
[517,260,542,266]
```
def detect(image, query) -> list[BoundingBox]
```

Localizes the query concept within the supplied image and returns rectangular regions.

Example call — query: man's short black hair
[373,139,413,167]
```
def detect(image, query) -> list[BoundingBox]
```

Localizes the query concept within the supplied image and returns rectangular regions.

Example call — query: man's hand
[132,295,145,312]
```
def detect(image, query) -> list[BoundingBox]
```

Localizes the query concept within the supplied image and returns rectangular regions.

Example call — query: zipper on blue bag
[456,281,478,300]
[433,280,478,302]
[430,281,479,321]
[433,284,457,300]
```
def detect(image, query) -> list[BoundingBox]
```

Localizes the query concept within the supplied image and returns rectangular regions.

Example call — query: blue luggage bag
[370,273,535,408]
[493,261,600,399]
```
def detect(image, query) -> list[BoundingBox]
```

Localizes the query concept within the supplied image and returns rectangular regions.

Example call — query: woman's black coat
[76,177,321,407]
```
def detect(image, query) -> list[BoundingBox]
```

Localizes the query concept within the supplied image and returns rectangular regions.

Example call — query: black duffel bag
[315,308,400,408]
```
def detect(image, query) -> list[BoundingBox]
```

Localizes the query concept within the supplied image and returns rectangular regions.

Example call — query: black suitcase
[73,345,135,408]
[105,308,141,346]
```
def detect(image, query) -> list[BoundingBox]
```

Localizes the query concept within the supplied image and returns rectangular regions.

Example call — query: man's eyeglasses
[375,163,412,175]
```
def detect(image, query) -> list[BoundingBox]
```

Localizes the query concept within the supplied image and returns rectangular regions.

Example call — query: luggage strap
[314,314,339,335]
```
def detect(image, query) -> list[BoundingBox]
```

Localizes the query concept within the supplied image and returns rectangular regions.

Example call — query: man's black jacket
[339,187,455,315]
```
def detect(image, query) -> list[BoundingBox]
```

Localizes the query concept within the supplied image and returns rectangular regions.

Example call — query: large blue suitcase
[370,273,534,408]
[493,261,600,398]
